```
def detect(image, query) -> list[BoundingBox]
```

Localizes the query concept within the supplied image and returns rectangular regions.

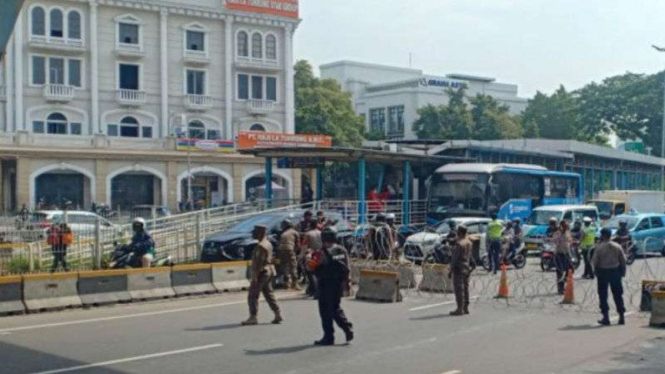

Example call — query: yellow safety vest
[582,226,595,248]
[488,220,503,240]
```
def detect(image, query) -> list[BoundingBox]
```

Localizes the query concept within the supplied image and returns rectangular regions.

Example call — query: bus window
[548,176,580,200]
[491,173,543,208]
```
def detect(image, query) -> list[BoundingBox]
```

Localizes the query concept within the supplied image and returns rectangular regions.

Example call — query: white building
[320,60,528,140]
[0,0,301,211]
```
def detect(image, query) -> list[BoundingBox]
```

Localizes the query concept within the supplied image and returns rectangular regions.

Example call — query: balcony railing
[184,94,213,110]
[43,84,75,102]
[183,50,210,65]
[235,55,281,71]
[115,42,145,58]
[29,35,85,53]
[116,89,146,106]
[247,99,275,115]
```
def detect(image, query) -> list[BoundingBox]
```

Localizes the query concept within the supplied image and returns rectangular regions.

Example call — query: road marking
[0,294,299,334]
[441,370,462,374]
[28,343,223,374]
[409,296,479,312]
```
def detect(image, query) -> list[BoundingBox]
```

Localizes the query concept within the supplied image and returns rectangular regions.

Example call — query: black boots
[618,313,625,325]
[598,312,610,326]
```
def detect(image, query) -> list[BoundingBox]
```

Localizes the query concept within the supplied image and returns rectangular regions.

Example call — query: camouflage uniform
[247,238,280,318]
[279,227,301,289]
[451,235,473,314]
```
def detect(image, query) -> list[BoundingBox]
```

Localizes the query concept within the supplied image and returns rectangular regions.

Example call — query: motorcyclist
[501,221,514,262]
[385,213,399,260]
[613,220,632,246]
[571,220,583,242]
[445,220,458,245]
[506,218,522,261]
[545,217,559,239]
[129,217,155,268]
[369,213,391,260]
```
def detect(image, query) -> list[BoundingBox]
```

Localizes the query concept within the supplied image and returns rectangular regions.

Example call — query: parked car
[523,205,599,252]
[403,217,491,263]
[602,213,665,256]
[19,210,118,242]
[200,210,351,263]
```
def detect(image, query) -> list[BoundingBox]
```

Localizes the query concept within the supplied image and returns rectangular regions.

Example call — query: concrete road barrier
[127,267,175,301]
[171,264,215,296]
[356,269,402,303]
[649,291,665,327]
[23,272,82,311]
[212,261,250,292]
[393,262,417,289]
[78,270,132,306]
[350,261,370,284]
[418,264,453,293]
[0,276,25,315]
[640,280,665,312]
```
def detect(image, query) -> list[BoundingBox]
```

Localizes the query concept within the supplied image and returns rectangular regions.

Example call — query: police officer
[592,228,627,326]
[279,219,301,291]
[581,217,596,279]
[312,227,354,345]
[487,213,503,275]
[449,225,473,316]
[242,225,282,326]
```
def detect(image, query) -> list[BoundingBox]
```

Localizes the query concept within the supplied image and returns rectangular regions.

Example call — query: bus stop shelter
[238,146,469,224]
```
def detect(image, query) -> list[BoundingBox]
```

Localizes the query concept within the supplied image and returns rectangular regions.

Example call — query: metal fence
[314,199,429,225]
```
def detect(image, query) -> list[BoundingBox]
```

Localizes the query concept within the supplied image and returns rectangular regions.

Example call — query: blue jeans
[489,240,502,273]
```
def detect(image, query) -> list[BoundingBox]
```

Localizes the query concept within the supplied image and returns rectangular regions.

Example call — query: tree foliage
[294,60,365,147]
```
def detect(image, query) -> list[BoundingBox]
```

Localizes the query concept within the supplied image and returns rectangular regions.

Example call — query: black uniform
[315,244,353,342]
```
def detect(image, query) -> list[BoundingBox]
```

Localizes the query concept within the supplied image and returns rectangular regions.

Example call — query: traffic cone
[495,263,510,299]
[561,269,575,305]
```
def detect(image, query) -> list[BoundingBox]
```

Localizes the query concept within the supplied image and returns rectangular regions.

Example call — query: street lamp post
[653,45,665,190]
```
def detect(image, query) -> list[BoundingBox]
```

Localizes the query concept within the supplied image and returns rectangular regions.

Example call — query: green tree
[522,118,540,138]
[470,94,523,140]
[521,86,585,140]
[294,60,365,147]
[412,87,473,140]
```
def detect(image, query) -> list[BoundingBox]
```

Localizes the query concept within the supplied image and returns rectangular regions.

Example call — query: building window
[388,105,405,136]
[370,108,386,134]
[186,30,205,52]
[186,70,206,95]
[119,116,139,137]
[33,121,45,133]
[142,127,153,138]
[237,74,249,100]
[31,7,46,36]
[50,9,63,38]
[67,11,81,40]
[251,76,263,100]
[266,77,277,101]
[107,124,118,136]
[188,120,206,139]
[250,123,266,132]
[237,31,248,57]
[266,34,277,60]
[119,22,139,44]
[46,112,68,134]
[251,33,262,59]
[119,64,140,90]
[207,129,220,140]
[70,122,82,135]
[31,56,82,87]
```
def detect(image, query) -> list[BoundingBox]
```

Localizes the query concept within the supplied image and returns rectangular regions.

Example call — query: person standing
[301,220,322,298]
[310,227,353,346]
[242,225,282,326]
[552,220,573,295]
[299,210,314,233]
[581,217,596,279]
[592,228,627,326]
[48,222,72,272]
[449,225,473,316]
[487,214,503,275]
[279,219,301,291]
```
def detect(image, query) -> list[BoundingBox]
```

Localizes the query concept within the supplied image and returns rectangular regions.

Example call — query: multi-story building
[320,60,528,141]
[0,0,301,212]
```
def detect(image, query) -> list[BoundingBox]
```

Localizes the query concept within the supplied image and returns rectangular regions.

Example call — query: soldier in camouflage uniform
[279,219,301,290]
[242,225,282,326]
[449,225,473,316]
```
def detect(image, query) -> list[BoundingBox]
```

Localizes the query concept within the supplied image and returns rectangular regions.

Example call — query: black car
[200,210,350,263]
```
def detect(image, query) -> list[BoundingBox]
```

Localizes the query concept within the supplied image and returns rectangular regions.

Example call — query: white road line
[28,343,224,374]
[409,296,479,312]
[441,370,462,374]
[0,294,300,334]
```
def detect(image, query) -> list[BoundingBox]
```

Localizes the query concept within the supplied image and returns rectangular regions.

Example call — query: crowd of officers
[241,210,354,346]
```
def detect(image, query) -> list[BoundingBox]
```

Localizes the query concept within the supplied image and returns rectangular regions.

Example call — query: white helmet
[386,213,396,220]
[132,217,146,230]
[583,216,592,223]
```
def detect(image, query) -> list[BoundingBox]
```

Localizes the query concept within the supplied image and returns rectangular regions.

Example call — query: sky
[294,0,665,98]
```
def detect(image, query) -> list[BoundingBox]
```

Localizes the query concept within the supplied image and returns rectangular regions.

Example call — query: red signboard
[226,0,299,19]
[237,131,332,149]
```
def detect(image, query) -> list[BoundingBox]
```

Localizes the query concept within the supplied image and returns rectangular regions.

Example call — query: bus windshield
[428,173,488,213]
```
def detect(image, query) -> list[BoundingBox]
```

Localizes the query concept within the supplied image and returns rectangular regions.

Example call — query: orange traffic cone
[561,269,575,305]
[495,263,510,299]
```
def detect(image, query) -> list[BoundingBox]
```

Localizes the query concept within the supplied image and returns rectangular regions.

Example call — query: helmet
[132,217,146,232]
[583,217,592,223]
[549,217,558,224]
[321,227,338,243]
[619,220,628,227]
[375,213,386,223]
[512,217,521,224]
[386,213,396,221]
[600,228,612,238]
[280,219,293,230]
[448,220,457,230]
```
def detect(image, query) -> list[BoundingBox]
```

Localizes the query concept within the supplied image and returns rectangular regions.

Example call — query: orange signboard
[237,131,332,149]
[226,0,299,19]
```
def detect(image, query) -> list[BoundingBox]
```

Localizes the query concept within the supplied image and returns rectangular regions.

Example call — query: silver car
[403,217,490,263]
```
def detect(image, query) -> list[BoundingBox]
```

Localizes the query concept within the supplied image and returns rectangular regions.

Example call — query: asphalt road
[0,282,664,374]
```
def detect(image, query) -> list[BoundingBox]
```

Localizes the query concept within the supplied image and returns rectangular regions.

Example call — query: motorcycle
[108,243,172,269]
[615,238,637,265]
[481,238,527,271]
[540,240,581,272]
[423,240,453,265]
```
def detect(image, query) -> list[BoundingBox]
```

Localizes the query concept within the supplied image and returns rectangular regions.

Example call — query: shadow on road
[558,324,605,331]
[186,323,244,332]
[409,314,455,321]
[245,344,320,355]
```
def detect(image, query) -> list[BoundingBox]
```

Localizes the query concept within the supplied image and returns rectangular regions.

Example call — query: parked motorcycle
[540,240,581,272]
[108,243,172,269]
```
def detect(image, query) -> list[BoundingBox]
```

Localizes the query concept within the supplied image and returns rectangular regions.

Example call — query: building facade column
[160,9,169,137]
[232,163,243,202]
[167,161,178,210]
[17,157,30,208]
[224,17,233,139]
[94,159,107,206]
[284,25,295,134]
[5,33,14,132]
[14,10,24,131]
[89,0,100,133]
